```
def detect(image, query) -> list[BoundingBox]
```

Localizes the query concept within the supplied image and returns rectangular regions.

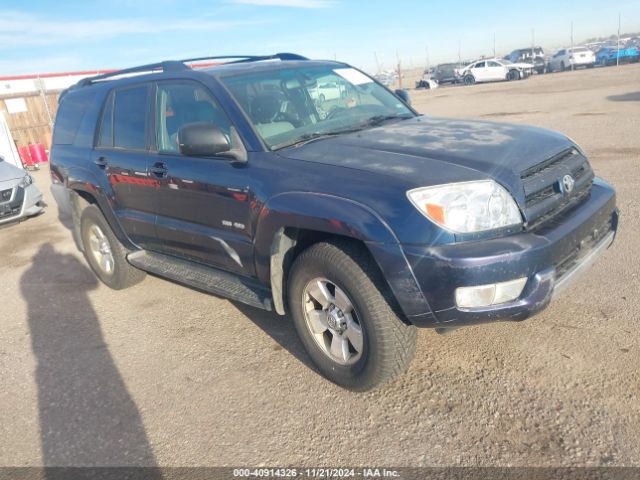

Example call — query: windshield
[220,65,414,149]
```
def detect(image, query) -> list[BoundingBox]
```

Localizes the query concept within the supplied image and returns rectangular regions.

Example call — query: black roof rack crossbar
[75,53,308,87]
[77,60,188,87]
[180,52,309,64]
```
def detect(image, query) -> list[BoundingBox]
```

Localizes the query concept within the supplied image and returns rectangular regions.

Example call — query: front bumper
[401,179,618,328]
[0,183,44,225]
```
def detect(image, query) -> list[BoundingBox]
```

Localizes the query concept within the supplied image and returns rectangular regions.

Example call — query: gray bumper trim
[553,230,615,297]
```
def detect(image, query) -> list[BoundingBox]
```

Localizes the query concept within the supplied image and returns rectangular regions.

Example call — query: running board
[127,250,272,311]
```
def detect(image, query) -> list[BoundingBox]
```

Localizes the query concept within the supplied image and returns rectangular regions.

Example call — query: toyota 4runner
[50,54,618,391]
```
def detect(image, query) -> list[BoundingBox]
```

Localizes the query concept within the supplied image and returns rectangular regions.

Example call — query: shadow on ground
[20,244,161,477]
[607,91,640,102]
[231,301,321,377]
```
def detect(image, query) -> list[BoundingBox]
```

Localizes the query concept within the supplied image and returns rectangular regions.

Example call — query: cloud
[227,0,335,8]
[0,10,260,49]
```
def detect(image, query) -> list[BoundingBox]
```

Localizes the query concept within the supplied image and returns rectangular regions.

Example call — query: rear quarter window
[52,90,97,145]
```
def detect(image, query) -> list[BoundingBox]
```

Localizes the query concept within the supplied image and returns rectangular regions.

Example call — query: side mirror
[394,89,411,105]
[178,122,230,157]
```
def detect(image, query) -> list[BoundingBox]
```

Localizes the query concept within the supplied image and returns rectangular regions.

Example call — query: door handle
[149,162,168,178]
[94,156,108,168]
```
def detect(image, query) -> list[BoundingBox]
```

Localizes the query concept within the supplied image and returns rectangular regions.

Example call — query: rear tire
[80,205,146,290]
[287,241,416,391]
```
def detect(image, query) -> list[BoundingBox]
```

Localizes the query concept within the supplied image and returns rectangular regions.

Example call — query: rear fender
[65,167,137,250]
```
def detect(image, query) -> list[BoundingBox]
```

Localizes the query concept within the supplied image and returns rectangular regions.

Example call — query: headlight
[19,174,33,188]
[407,180,522,233]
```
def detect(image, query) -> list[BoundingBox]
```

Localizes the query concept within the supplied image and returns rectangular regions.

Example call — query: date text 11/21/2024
[232,468,400,478]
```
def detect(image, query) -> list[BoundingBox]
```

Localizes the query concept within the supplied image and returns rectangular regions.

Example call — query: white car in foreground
[0,157,44,225]
[548,47,596,72]
[456,58,534,85]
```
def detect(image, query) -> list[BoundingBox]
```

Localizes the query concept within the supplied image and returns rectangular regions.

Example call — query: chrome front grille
[521,148,594,231]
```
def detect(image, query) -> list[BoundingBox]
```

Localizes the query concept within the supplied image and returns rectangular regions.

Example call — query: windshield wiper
[272,115,412,150]
[272,127,365,150]
[360,114,413,127]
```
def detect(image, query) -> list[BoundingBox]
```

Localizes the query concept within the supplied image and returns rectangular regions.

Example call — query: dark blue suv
[50,54,618,390]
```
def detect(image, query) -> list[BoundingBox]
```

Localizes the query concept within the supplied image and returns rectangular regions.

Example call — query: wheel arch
[255,192,433,322]
[66,174,137,252]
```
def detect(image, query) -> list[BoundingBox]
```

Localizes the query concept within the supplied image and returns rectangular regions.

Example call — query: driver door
[149,80,255,275]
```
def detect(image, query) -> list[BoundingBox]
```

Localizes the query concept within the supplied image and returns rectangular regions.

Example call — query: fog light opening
[456,277,527,308]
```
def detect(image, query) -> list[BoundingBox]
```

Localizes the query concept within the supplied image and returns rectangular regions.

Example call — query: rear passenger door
[95,84,159,248]
[149,80,255,275]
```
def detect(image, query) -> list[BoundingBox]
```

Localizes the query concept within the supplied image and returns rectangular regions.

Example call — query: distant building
[0,69,114,151]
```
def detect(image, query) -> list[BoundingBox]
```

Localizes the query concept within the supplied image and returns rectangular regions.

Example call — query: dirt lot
[1,65,639,468]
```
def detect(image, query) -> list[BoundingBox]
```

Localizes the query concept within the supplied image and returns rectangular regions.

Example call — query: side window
[156,82,231,153]
[113,86,148,150]
[474,61,486,69]
[53,90,96,145]
[487,61,501,67]
[97,92,114,148]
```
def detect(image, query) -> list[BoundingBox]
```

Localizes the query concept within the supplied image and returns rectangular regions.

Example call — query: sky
[1,0,639,76]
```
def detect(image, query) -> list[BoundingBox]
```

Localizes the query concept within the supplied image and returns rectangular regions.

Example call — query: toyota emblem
[562,174,575,193]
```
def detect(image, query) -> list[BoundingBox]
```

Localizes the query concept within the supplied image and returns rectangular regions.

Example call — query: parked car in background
[373,70,397,86]
[457,58,533,85]
[548,47,596,72]
[415,72,439,89]
[431,63,461,85]
[0,156,44,225]
[595,46,640,66]
[310,80,348,103]
[508,47,546,74]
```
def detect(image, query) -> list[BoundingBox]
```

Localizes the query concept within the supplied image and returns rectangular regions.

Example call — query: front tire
[463,75,475,85]
[80,205,146,290]
[287,241,416,391]
[507,69,520,81]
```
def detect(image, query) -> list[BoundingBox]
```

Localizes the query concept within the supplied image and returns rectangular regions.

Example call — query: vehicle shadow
[607,91,640,102]
[230,301,320,376]
[20,244,161,478]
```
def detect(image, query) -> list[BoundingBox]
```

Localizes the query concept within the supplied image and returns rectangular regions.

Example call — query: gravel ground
[0,64,638,468]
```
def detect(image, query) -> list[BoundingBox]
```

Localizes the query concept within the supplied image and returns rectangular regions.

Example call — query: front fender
[254,192,434,321]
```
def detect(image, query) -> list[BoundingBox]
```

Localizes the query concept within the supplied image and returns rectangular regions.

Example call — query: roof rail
[76,60,188,87]
[75,53,308,88]
[180,53,309,64]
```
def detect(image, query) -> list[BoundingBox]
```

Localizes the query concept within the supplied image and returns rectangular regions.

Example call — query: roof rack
[181,52,308,64]
[76,60,187,87]
[76,53,309,87]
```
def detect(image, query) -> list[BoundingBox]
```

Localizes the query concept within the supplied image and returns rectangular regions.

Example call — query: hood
[279,116,575,196]
[0,158,26,182]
